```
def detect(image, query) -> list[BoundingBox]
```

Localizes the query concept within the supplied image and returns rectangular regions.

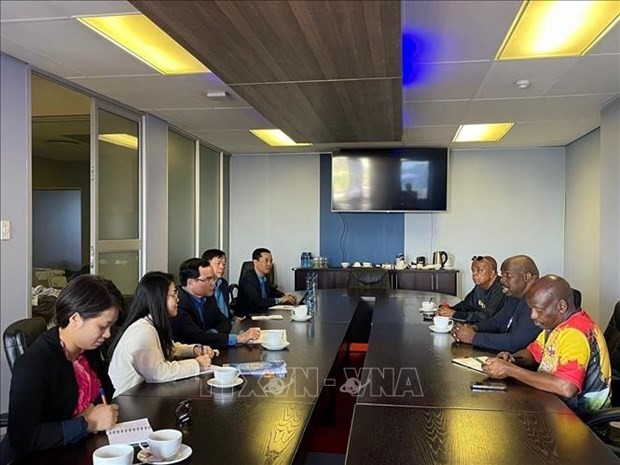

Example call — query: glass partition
[199,144,220,253]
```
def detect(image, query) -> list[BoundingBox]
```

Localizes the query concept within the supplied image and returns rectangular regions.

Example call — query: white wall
[0,55,31,414]
[599,99,620,325]
[143,114,169,273]
[404,148,566,299]
[565,129,601,322]
[229,154,320,291]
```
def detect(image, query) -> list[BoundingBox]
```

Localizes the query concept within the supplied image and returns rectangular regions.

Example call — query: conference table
[17,290,619,465]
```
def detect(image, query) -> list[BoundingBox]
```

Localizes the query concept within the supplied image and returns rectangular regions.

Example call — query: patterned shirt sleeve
[527,331,544,363]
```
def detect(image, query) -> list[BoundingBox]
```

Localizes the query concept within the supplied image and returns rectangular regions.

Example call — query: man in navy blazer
[201,248,231,318]
[171,258,260,350]
[236,248,297,317]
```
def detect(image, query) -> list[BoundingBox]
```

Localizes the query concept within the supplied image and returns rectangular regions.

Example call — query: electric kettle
[432,251,448,268]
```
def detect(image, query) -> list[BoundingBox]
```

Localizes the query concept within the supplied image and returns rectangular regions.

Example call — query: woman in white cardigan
[108,271,213,396]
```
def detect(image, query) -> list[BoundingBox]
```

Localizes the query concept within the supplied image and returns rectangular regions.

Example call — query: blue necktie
[214,280,229,318]
[195,298,206,328]
[260,277,267,299]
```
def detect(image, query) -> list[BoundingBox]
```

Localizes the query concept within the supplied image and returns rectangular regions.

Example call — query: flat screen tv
[332,148,448,212]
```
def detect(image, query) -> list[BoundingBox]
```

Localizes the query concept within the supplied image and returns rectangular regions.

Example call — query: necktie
[196,298,206,328]
[214,280,229,318]
[260,277,267,299]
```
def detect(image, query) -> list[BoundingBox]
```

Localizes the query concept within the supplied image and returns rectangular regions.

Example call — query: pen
[99,387,107,405]
[474,357,487,367]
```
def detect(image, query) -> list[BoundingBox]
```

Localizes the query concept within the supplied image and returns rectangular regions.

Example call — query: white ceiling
[2,0,618,154]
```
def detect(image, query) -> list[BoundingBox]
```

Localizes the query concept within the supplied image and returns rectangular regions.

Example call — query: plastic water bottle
[307,252,314,269]
[306,272,317,314]
[300,252,307,269]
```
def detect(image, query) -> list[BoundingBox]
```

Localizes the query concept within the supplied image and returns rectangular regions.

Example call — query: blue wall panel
[319,154,404,265]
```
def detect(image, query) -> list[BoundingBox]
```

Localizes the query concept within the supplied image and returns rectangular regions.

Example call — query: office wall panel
[229,154,319,292]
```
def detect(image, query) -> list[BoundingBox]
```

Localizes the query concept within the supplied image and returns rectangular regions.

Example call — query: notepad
[226,360,287,376]
[268,304,296,310]
[451,356,489,373]
[251,314,284,320]
[106,418,152,445]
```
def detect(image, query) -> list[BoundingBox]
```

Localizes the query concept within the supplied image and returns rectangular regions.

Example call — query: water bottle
[300,252,307,269]
[307,252,314,269]
[306,272,317,314]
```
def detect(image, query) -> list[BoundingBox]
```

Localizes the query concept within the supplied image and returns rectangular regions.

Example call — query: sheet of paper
[251,314,284,320]
[106,418,153,445]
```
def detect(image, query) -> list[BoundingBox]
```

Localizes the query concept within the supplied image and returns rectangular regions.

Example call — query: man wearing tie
[236,248,297,317]
[201,248,231,318]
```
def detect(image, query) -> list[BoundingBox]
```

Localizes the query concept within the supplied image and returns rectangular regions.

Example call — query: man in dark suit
[236,248,297,317]
[171,258,260,350]
[201,248,231,318]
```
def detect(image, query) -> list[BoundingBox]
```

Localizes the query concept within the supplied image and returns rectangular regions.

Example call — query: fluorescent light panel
[78,14,209,75]
[497,1,620,60]
[99,134,139,150]
[452,123,514,142]
[250,129,312,147]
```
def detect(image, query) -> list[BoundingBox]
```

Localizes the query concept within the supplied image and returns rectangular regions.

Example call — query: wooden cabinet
[294,268,458,295]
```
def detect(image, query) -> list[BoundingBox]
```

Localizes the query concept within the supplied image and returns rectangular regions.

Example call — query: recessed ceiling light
[497,1,620,60]
[452,123,515,142]
[77,14,209,75]
[98,134,138,150]
[250,129,312,147]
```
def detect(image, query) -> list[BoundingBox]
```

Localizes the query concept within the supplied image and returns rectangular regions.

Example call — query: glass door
[90,102,142,294]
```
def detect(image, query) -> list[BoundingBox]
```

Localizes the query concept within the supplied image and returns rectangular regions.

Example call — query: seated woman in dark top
[3,275,121,461]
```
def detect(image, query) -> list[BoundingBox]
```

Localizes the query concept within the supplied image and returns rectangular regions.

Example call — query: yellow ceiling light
[250,129,312,147]
[77,14,209,74]
[99,133,139,150]
[497,1,620,60]
[452,123,514,142]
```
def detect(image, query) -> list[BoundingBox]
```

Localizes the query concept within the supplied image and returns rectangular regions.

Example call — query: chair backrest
[237,261,277,289]
[604,301,620,377]
[571,288,582,309]
[3,317,48,373]
[347,269,391,293]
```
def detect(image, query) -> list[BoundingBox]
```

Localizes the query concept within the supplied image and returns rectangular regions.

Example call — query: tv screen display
[332,148,448,212]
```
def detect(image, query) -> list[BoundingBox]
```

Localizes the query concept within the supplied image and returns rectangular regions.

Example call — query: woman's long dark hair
[108,271,176,360]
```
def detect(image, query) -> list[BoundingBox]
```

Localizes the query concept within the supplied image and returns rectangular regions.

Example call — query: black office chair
[1,316,48,428]
[347,268,390,294]
[582,300,620,457]
[572,288,582,309]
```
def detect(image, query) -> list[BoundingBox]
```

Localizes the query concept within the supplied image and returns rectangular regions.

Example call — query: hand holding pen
[82,388,118,432]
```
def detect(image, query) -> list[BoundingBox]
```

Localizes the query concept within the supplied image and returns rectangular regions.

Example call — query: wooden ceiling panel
[235,79,401,143]
[130,0,402,143]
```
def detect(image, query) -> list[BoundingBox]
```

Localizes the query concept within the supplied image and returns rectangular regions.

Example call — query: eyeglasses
[175,399,192,425]
[194,276,215,283]
[472,256,485,261]
[167,289,178,297]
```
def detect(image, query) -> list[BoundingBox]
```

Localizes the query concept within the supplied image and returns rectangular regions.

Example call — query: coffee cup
[213,366,240,385]
[264,330,285,346]
[433,316,453,330]
[341,262,350,268]
[292,306,308,319]
[93,444,134,465]
[353,261,362,267]
[421,301,436,311]
[147,429,182,460]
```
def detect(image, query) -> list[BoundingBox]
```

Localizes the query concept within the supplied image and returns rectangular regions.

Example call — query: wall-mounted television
[331,148,448,212]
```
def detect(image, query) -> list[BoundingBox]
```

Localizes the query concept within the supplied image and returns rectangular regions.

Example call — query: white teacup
[292,305,309,319]
[93,444,134,465]
[147,429,182,460]
[213,366,240,385]
[353,261,362,267]
[263,330,285,346]
[422,301,437,311]
[433,316,453,330]
[341,262,351,268]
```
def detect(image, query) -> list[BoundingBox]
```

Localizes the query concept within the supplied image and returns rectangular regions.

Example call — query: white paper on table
[106,418,152,445]
[268,304,296,310]
[251,314,284,320]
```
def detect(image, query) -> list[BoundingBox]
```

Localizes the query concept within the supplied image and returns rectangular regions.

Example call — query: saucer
[429,325,452,334]
[138,444,192,465]
[418,307,437,313]
[207,377,244,388]
[261,341,290,351]
[292,315,312,322]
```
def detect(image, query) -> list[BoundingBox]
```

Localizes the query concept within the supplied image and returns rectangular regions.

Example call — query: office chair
[1,316,48,428]
[581,301,620,457]
[572,288,582,309]
[347,268,390,294]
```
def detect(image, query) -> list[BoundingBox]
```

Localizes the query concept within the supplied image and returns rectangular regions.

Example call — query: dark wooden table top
[346,404,620,465]
[371,289,460,325]
[355,323,573,413]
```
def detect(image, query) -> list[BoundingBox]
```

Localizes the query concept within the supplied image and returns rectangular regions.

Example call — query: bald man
[438,255,505,322]
[483,275,611,415]
[451,255,540,352]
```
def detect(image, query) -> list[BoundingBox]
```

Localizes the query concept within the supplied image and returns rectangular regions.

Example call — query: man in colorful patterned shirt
[483,275,612,415]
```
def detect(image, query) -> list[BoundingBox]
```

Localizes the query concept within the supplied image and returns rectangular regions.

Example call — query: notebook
[226,360,287,376]
[451,356,489,374]
[106,418,152,445]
